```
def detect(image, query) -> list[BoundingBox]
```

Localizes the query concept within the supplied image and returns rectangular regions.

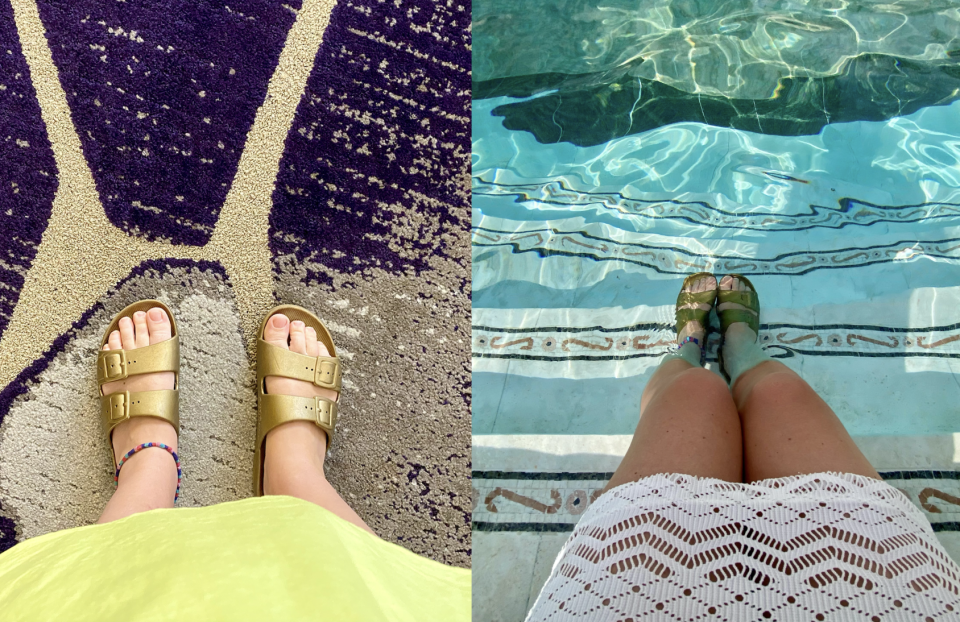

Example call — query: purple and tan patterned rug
[0,0,470,566]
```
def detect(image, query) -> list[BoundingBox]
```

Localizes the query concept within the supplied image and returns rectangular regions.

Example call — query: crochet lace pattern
[526,472,960,621]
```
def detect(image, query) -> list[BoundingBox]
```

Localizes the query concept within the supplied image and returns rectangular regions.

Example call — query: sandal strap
[717,275,761,334]
[677,289,717,308]
[101,389,180,440]
[719,308,760,334]
[256,340,342,391]
[257,394,338,445]
[675,306,711,335]
[96,336,179,386]
[717,289,758,309]
[675,273,717,336]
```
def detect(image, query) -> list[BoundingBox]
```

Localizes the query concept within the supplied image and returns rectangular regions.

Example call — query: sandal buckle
[108,391,130,423]
[314,358,341,390]
[315,397,338,430]
[99,350,128,382]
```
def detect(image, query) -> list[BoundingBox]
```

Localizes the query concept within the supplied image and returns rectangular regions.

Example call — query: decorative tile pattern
[474,225,960,277]
[473,322,960,361]
[473,178,960,233]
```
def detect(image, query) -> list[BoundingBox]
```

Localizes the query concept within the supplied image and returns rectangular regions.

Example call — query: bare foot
[97,306,178,523]
[677,273,717,345]
[260,314,339,493]
[101,308,178,464]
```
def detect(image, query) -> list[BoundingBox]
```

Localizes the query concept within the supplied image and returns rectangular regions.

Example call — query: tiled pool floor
[471,110,960,622]
[472,2,960,618]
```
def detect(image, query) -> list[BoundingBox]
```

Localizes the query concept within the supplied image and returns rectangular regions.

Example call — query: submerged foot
[261,313,340,493]
[718,275,759,344]
[676,273,717,346]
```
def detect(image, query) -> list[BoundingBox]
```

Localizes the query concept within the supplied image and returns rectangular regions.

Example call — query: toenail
[272,315,288,328]
[292,321,304,329]
[148,308,163,321]
[135,311,146,319]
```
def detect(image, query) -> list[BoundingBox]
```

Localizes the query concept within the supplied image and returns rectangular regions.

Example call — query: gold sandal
[254,305,342,496]
[97,300,181,466]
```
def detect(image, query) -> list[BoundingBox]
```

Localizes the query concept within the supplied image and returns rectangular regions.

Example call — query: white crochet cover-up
[526,472,960,622]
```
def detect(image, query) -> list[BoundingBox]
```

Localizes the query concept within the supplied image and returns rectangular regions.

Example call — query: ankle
[722,323,757,347]
[116,447,177,477]
[114,447,179,506]
[111,417,178,463]
[263,421,328,494]
[722,328,773,388]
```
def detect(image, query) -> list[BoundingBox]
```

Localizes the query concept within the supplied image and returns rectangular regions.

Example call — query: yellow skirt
[0,496,470,621]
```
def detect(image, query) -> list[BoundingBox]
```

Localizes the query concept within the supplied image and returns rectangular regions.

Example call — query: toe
[102,343,110,351]
[316,337,330,358]
[305,326,320,357]
[146,307,172,344]
[263,314,290,349]
[289,320,307,354]
[720,275,734,290]
[108,329,122,350]
[133,311,149,348]
[118,316,136,350]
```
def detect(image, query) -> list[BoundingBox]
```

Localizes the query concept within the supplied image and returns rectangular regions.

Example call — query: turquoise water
[472,0,960,437]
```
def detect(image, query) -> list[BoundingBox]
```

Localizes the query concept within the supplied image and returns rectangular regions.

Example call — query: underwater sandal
[716,274,761,381]
[97,300,180,467]
[675,272,718,363]
[254,304,342,496]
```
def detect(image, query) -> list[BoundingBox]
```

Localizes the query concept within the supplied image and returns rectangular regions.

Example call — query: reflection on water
[472,0,960,438]
[474,0,960,99]
[473,96,960,215]
[481,53,960,144]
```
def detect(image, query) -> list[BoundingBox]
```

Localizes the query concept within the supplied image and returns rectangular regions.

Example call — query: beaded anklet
[677,335,705,366]
[114,442,182,504]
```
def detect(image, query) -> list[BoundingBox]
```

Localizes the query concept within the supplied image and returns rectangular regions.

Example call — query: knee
[676,367,732,401]
[745,369,811,405]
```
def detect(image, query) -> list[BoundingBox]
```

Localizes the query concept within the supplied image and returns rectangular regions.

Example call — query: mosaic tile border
[472,177,960,233]
[473,322,960,361]
[472,225,960,277]
[472,471,960,533]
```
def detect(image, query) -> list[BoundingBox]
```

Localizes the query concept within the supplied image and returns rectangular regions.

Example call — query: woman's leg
[98,309,179,524]
[718,276,881,482]
[605,275,742,490]
[261,314,377,536]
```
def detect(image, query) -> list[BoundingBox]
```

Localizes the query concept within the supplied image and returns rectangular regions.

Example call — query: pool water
[471,2,960,619]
